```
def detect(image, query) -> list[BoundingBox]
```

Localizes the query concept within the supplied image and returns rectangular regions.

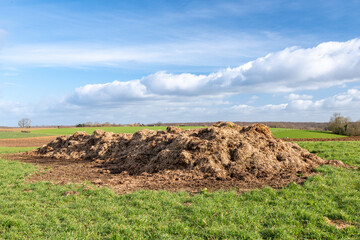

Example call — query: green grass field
[2,126,346,139]
[0,131,51,139]
[271,129,346,139]
[298,141,360,166]
[0,146,37,154]
[0,142,360,239]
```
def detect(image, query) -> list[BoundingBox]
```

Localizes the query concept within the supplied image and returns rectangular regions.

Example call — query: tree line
[328,113,360,136]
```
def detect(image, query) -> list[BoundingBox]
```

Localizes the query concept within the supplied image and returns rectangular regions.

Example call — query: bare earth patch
[0,127,54,132]
[3,153,317,194]
[0,136,58,147]
[325,217,360,230]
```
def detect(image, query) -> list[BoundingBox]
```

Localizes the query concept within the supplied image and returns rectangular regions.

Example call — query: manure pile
[34,122,325,182]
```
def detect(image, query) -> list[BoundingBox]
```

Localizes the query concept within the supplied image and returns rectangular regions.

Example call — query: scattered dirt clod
[325,217,359,229]
[325,160,358,169]
[64,191,79,196]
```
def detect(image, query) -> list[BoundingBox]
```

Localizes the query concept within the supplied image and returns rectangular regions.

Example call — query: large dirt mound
[34,122,325,182]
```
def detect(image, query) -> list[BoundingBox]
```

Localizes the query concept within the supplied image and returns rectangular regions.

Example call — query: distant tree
[328,113,350,135]
[345,121,360,136]
[18,118,32,128]
[83,121,93,127]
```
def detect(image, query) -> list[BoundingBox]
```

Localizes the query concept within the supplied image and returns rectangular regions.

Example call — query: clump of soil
[33,121,325,182]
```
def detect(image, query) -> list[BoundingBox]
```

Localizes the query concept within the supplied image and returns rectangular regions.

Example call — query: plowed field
[0,136,58,147]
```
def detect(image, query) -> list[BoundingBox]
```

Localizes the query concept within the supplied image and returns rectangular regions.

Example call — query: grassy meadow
[0,146,37,154]
[298,141,360,166]
[0,127,359,238]
[0,131,51,139]
[270,128,346,139]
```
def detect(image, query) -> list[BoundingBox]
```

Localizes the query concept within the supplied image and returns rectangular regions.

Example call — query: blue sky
[1,0,360,126]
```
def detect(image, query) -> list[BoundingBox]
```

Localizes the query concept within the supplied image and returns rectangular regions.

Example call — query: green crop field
[270,128,346,139]
[1,142,360,239]
[0,131,51,139]
[0,146,37,154]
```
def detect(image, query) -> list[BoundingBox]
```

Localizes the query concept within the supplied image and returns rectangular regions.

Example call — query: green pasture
[0,142,360,239]
[298,141,360,167]
[0,131,51,139]
[2,126,346,139]
[0,146,37,154]
[271,129,346,139]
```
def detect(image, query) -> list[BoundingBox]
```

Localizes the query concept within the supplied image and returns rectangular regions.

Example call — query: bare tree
[18,118,32,128]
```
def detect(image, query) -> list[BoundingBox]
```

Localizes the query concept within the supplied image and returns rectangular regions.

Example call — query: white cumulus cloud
[286,88,360,111]
[228,88,360,121]
[66,38,360,106]
[69,80,150,105]
[231,88,360,117]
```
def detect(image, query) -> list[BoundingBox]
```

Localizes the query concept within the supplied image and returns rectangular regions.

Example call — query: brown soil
[325,217,360,229]
[2,152,352,194]
[283,136,360,142]
[3,121,335,194]
[0,127,52,132]
[2,153,318,194]
[0,136,58,147]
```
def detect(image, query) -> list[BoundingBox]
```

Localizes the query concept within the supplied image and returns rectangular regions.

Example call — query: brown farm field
[0,136,58,147]
[0,127,53,132]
